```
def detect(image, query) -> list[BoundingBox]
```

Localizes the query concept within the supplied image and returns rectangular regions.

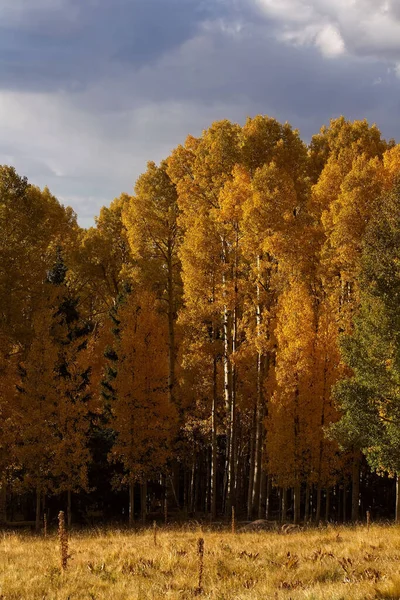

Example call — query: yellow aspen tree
[309,116,388,184]
[382,144,400,190]
[168,120,241,517]
[319,156,384,321]
[0,337,18,524]
[123,161,181,408]
[310,118,387,520]
[76,194,132,314]
[15,305,60,531]
[109,290,175,525]
[267,281,315,523]
[307,296,344,523]
[242,155,309,518]
[0,166,79,351]
[173,205,223,518]
[216,165,251,514]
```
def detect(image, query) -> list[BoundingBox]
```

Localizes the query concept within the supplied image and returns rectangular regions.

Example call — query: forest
[1,115,400,531]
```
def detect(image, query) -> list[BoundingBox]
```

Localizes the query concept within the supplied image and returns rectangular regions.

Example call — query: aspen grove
[2,115,400,528]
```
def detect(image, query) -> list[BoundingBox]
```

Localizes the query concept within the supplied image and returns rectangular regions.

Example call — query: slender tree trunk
[183,466,188,517]
[293,383,300,525]
[221,235,236,516]
[222,304,231,513]
[205,449,210,514]
[168,471,180,509]
[129,480,135,527]
[265,476,272,520]
[141,481,147,524]
[194,459,200,514]
[304,484,310,523]
[211,355,218,520]
[227,362,236,515]
[343,484,347,523]
[167,247,180,516]
[281,487,287,523]
[0,482,6,525]
[190,458,196,515]
[252,356,264,517]
[233,411,239,511]
[325,488,330,523]
[172,463,180,509]
[235,442,243,511]
[278,488,282,523]
[167,250,176,406]
[67,489,72,529]
[247,402,257,520]
[316,485,322,525]
[35,486,41,533]
[352,452,360,522]
[396,474,400,524]
[293,484,301,525]
[227,229,240,516]
[315,352,329,517]
[253,255,266,519]
[259,467,267,519]
[238,438,245,512]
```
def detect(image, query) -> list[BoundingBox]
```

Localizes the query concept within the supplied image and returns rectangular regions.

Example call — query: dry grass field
[1,522,400,599]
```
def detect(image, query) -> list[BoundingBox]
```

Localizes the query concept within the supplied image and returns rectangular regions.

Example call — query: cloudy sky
[1,0,400,227]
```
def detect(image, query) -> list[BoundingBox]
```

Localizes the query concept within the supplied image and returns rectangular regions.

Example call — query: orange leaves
[274,282,315,391]
[110,290,176,481]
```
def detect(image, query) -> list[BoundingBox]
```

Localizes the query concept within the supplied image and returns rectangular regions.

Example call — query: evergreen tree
[332,182,400,520]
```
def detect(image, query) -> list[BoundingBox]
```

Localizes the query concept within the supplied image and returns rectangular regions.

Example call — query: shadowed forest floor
[1,523,400,599]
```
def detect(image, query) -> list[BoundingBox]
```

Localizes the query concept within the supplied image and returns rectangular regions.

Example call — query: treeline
[1,116,400,529]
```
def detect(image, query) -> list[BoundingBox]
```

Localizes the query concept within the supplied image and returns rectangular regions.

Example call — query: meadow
[1,522,400,599]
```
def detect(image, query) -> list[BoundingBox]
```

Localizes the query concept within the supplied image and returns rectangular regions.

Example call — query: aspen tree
[123,161,181,408]
[109,290,175,525]
[0,339,17,524]
[267,282,315,524]
[15,305,59,531]
[76,195,132,317]
[168,121,241,516]
[310,118,387,520]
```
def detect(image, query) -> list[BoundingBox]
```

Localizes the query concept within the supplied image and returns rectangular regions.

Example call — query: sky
[1,0,400,228]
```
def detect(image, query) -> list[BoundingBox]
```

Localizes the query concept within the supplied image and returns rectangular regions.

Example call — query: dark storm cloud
[1,0,400,227]
[0,0,226,92]
[77,19,398,138]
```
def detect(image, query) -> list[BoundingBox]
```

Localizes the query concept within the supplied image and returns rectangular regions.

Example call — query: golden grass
[1,523,400,599]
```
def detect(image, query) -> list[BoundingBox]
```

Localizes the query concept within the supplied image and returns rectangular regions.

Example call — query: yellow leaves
[240,115,283,173]
[124,161,179,262]
[311,117,386,223]
[311,117,386,165]
[383,144,400,190]
[240,116,308,188]
[267,283,343,487]
[0,166,80,349]
[311,156,344,218]
[4,115,397,503]
[310,124,388,335]
[111,290,176,479]
[274,281,315,391]
[13,279,93,495]
[197,120,241,188]
[78,194,131,307]
[217,165,250,226]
